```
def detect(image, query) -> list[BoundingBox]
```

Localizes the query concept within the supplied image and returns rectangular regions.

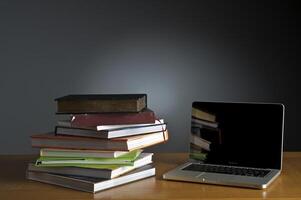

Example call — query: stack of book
[27,94,168,193]
[190,107,222,161]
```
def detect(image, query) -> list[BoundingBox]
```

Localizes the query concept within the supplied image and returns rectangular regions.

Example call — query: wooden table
[0,152,301,199]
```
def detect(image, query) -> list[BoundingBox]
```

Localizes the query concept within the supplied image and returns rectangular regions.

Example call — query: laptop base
[163,162,281,189]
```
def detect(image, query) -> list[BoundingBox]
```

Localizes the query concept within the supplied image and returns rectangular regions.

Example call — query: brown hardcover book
[55,94,147,114]
[31,130,168,151]
[71,108,155,126]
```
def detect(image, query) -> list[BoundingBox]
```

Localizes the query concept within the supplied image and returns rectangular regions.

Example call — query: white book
[28,153,153,179]
[56,119,166,139]
[95,119,164,131]
[27,164,155,193]
[58,119,164,131]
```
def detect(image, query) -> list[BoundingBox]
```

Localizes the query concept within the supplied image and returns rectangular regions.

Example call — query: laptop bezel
[190,101,285,171]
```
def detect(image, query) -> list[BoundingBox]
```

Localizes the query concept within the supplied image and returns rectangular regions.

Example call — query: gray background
[0,0,299,154]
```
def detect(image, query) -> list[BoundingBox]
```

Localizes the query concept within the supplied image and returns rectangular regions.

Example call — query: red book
[70,109,156,127]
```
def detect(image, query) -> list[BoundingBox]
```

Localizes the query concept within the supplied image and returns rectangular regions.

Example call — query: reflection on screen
[190,102,284,169]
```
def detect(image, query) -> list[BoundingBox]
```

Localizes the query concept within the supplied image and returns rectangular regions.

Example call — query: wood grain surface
[0,152,300,200]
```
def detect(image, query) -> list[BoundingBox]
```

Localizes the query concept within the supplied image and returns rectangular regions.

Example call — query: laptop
[163,102,284,189]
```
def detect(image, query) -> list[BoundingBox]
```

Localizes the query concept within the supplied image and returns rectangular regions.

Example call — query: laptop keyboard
[182,164,270,177]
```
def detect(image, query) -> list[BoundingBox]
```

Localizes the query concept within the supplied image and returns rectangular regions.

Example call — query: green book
[35,149,142,167]
[28,153,154,179]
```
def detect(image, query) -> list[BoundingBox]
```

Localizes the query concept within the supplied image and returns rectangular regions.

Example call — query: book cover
[70,108,156,126]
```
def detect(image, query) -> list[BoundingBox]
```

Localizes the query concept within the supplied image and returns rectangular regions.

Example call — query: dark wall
[0,0,299,153]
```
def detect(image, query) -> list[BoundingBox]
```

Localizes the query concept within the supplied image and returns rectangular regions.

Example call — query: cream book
[40,148,129,158]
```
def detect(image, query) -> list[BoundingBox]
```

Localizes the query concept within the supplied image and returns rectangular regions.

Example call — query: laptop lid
[190,102,284,170]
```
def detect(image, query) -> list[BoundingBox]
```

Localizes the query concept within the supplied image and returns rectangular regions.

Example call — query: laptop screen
[190,102,284,169]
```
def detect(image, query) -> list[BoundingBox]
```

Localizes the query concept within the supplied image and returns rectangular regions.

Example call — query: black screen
[190,102,284,169]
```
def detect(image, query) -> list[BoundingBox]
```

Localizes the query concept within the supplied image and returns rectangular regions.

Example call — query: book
[31,130,169,151]
[58,119,164,131]
[191,118,218,128]
[27,164,155,193]
[55,94,147,114]
[55,119,166,139]
[29,153,153,179]
[70,108,156,126]
[190,134,211,151]
[35,149,142,166]
[40,148,130,158]
[192,107,216,122]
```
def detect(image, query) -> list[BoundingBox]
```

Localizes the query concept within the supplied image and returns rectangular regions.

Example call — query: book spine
[57,100,141,113]
[56,95,147,113]
[71,111,156,126]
